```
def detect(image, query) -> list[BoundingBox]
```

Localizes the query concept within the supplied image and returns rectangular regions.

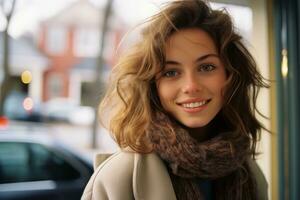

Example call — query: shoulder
[81,151,174,200]
[92,150,165,176]
[81,151,136,200]
[247,158,269,200]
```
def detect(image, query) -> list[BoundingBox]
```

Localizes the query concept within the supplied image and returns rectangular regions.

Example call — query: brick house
[37,0,125,104]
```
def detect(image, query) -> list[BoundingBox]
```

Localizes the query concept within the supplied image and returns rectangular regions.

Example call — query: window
[46,25,67,54]
[47,73,63,98]
[0,142,80,184]
[73,28,100,57]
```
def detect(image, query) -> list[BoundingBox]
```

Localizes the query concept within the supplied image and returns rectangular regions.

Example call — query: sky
[0,0,252,41]
[1,0,171,38]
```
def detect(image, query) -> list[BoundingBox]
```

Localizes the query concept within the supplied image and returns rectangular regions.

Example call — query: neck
[171,113,224,142]
[186,114,223,142]
[187,124,215,142]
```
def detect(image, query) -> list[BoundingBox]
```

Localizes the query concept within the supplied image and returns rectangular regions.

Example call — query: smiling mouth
[179,99,211,108]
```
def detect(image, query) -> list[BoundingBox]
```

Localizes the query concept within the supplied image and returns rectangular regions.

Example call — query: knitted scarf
[147,112,257,200]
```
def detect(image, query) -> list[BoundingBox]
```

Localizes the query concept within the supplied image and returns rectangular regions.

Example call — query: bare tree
[91,0,114,148]
[0,0,17,116]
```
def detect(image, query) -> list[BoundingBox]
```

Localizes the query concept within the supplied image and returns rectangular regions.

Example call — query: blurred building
[37,0,125,105]
[0,33,49,103]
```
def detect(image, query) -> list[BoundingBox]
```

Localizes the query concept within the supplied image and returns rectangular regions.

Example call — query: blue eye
[163,70,178,77]
[199,64,216,72]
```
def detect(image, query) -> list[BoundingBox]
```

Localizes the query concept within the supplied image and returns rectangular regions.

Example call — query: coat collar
[132,153,177,200]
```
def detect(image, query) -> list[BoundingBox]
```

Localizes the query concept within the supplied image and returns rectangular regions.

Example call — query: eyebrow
[165,53,219,65]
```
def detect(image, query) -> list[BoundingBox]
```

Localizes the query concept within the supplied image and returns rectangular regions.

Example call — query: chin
[182,121,210,128]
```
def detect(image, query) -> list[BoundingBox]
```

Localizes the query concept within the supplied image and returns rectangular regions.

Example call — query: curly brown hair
[99,0,268,155]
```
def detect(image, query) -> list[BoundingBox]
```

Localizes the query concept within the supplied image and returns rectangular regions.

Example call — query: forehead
[165,28,218,58]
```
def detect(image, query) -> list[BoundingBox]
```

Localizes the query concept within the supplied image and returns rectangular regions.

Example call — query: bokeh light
[21,70,32,84]
[23,97,34,111]
[281,49,288,78]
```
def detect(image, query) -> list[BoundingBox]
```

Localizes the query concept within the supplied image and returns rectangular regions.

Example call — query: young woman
[82,0,269,199]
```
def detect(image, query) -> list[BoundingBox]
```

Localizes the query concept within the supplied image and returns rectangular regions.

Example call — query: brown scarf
[147,112,257,200]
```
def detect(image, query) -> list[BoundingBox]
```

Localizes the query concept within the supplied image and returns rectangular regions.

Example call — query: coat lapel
[133,153,177,200]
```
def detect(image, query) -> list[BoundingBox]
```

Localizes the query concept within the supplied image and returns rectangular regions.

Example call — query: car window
[0,142,80,184]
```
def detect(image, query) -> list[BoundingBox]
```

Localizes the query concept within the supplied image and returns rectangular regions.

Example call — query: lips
[177,99,211,109]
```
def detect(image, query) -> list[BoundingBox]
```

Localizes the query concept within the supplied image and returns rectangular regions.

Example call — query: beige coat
[81,151,268,200]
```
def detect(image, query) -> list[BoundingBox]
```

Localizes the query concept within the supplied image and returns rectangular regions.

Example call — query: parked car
[0,132,93,200]
[42,98,95,125]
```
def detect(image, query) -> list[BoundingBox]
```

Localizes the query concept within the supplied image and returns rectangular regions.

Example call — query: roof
[0,32,49,74]
[71,57,110,81]
[0,33,49,75]
[72,57,97,71]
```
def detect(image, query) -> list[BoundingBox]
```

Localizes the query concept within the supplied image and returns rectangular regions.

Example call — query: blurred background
[0,0,298,199]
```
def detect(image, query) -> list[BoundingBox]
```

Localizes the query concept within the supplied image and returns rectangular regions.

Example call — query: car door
[0,141,87,200]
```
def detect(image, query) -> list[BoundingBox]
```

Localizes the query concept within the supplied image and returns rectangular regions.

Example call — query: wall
[250,0,275,199]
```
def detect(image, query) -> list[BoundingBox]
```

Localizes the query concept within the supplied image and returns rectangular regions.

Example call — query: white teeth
[182,101,207,108]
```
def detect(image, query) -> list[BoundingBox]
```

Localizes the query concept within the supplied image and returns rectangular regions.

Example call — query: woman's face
[155,28,227,128]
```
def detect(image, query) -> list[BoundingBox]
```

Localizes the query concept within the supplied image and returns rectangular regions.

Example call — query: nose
[181,73,202,94]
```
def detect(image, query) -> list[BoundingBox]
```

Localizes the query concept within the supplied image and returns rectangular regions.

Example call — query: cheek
[157,85,168,103]
[208,79,228,100]
[156,82,173,107]
[220,76,231,98]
